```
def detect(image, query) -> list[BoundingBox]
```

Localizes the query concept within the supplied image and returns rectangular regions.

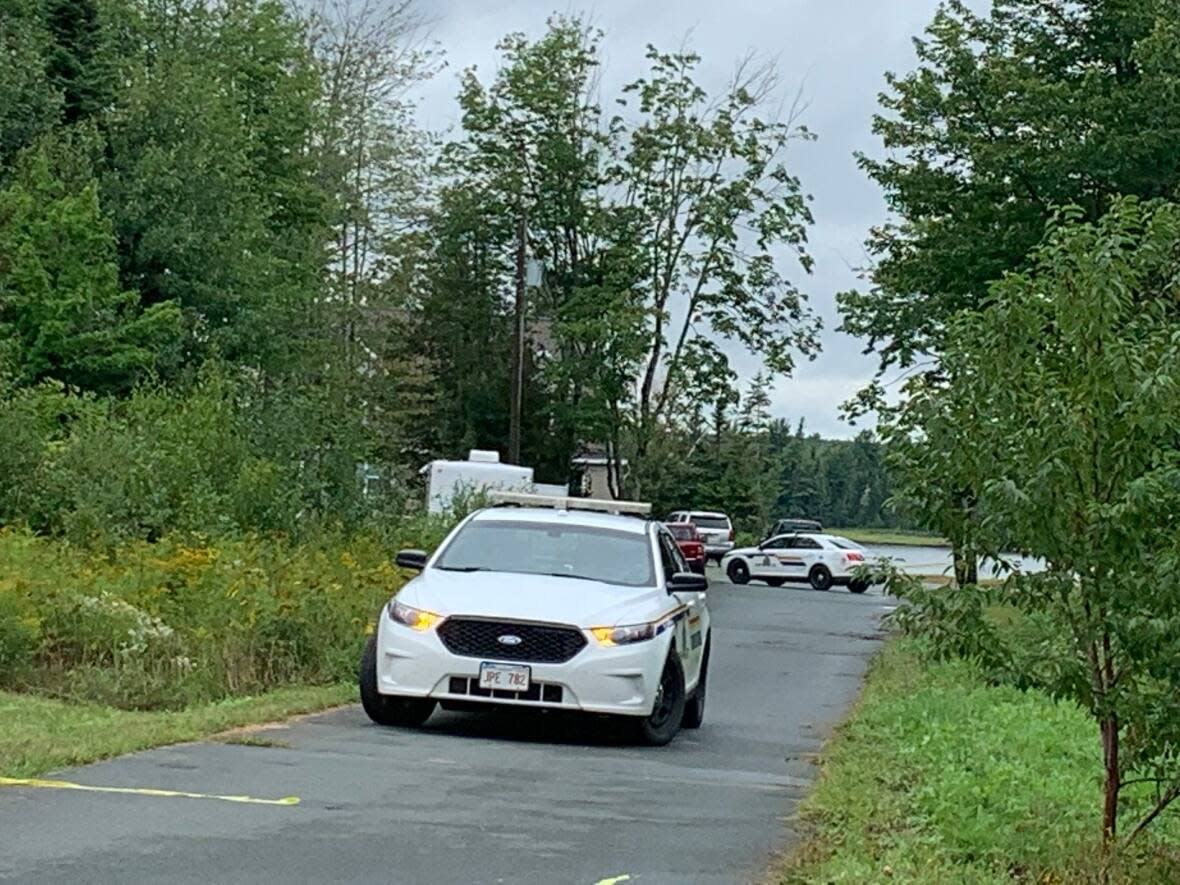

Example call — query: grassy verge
[826,527,949,547]
[781,641,1180,884]
[0,683,352,778]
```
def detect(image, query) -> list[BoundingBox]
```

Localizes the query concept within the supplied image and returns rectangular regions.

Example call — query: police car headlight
[590,619,674,647]
[387,599,443,631]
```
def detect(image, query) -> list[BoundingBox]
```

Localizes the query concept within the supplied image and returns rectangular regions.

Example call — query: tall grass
[782,641,1180,883]
[0,522,451,710]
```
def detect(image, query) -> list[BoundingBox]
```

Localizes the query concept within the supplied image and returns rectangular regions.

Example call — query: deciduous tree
[614,47,818,486]
[841,0,1180,378]
[886,198,1180,846]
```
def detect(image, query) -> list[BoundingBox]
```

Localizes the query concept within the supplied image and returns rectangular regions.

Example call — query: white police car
[359,493,711,745]
[721,533,872,593]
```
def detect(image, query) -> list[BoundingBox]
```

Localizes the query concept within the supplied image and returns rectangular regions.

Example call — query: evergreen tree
[0,0,59,166]
[44,0,114,124]
[0,139,182,393]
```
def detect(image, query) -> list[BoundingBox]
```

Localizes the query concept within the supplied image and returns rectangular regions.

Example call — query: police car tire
[681,640,709,729]
[727,559,750,585]
[809,565,833,591]
[631,652,686,746]
[360,634,436,727]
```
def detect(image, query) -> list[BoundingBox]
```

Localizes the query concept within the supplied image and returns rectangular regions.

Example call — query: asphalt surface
[0,574,892,885]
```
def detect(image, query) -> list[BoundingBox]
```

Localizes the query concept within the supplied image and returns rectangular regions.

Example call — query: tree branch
[1124,782,1180,846]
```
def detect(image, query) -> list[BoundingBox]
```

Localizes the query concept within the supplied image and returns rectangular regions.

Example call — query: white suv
[360,494,712,745]
[667,511,734,563]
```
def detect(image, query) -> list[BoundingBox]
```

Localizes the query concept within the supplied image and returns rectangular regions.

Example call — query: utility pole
[509,210,526,465]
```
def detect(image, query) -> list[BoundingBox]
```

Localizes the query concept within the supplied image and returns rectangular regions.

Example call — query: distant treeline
[638,392,905,534]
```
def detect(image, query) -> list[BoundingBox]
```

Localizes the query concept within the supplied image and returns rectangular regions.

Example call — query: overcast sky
[409,0,976,439]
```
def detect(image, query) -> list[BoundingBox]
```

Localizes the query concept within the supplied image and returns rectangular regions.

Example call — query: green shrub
[0,581,40,680]
[0,365,413,546]
[0,524,454,709]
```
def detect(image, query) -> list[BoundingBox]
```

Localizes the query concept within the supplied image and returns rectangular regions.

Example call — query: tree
[422,22,818,490]
[886,198,1180,846]
[432,17,634,481]
[0,0,60,167]
[0,138,182,393]
[841,0,1180,378]
[613,47,818,488]
[304,0,437,376]
[101,0,330,376]
[413,185,515,458]
[44,0,115,125]
[841,0,1180,579]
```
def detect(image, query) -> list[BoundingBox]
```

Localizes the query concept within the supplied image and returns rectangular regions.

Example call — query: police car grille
[437,618,587,663]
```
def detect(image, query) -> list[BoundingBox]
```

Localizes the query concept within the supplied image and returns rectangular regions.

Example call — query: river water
[862,543,1046,577]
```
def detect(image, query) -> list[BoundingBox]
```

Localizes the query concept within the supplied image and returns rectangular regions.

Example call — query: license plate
[479,662,531,691]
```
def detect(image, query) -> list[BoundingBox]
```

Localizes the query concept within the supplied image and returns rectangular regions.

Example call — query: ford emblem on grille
[497,634,523,646]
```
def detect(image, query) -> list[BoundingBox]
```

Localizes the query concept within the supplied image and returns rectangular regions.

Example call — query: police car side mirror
[667,571,708,593]
[395,549,428,570]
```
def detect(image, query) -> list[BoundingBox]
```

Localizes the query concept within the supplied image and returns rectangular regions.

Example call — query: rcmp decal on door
[759,555,805,567]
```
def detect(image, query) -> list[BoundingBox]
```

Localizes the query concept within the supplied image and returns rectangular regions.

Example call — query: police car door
[658,530,705,682]
[755,535,793,578]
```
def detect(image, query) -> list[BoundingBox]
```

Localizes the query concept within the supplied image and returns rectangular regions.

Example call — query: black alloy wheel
[727,559,750,585]
[809,565,833,591]
[630,653,686,745]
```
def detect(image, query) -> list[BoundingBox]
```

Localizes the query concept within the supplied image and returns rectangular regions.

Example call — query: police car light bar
[488,491,652,516]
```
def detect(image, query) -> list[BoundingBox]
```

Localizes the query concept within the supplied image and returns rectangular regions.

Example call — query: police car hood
[398,569,670,627]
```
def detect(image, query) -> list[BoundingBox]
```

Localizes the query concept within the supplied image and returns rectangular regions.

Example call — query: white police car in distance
[721,533,873,593]
[359,493,711,745]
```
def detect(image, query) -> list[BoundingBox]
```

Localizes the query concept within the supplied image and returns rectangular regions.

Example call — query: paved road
[0,576,892,885]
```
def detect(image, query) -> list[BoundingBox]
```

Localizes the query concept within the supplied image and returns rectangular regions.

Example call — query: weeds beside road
[0,524,448,776]
[782,641,1180,884]
[0,685,351,778]
[0,528,431,711]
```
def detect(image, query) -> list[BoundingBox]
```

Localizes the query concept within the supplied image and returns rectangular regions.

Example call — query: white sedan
[721,533,872,593]
[359,495,712,745]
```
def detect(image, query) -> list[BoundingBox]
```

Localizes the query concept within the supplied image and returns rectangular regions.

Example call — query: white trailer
[422,450,535,514]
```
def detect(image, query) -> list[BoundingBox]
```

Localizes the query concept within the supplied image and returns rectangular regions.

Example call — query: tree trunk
[508,211,526,465]
[1102,715,1120,843]
[951,545,977,586]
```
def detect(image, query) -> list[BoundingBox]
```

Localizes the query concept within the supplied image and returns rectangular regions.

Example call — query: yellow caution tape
[0,775,299,807]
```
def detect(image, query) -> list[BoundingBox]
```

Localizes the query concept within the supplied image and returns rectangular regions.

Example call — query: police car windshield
[436,521,655,587]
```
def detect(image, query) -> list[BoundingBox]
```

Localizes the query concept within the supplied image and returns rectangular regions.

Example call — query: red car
[665,522,706,573]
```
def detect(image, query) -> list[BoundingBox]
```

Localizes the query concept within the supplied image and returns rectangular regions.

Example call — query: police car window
[794,537,823,550]
[762,536,789,550]
[436,521,655,587]
[658,533,681,577]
